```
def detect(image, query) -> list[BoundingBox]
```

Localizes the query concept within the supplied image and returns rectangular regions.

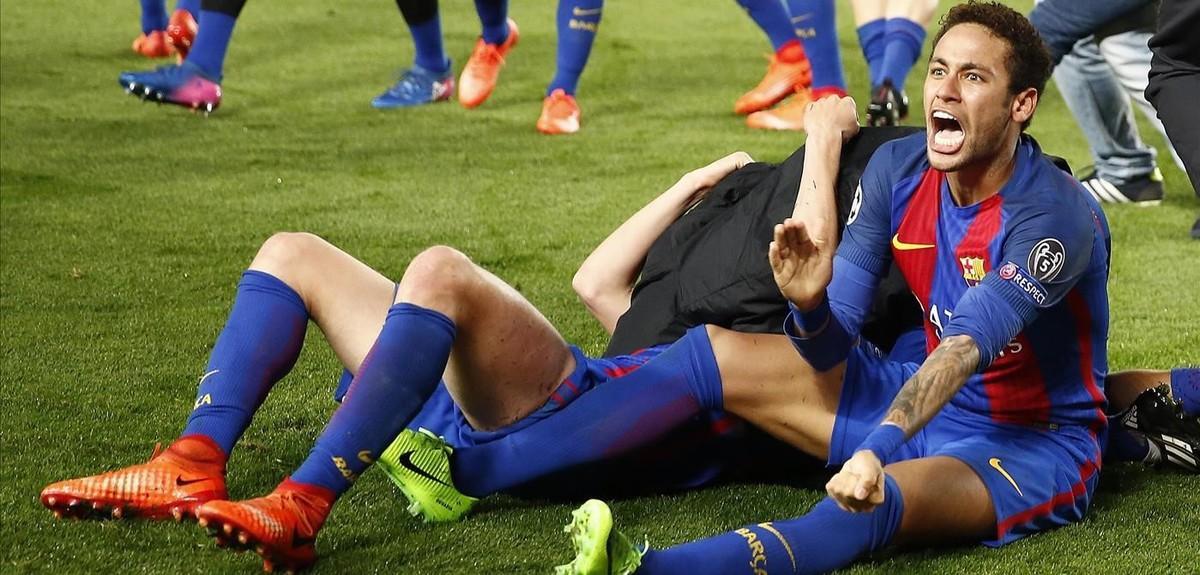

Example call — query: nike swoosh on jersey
[892,233,936,251]
[397,451,452,487]
[988,457,1023,496]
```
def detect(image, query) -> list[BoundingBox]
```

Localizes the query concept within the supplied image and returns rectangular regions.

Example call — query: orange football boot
[536,89,581,135]
[196,479,335,573]
[132,30,174,59]
[733,41,812,116]
[166,9,199,62]
[458,18,519,109]
[41,435,227,521]
[745,86,848,131]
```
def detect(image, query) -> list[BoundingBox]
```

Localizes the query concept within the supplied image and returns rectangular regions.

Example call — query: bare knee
[396,245,479,316]
[249,232,330,289]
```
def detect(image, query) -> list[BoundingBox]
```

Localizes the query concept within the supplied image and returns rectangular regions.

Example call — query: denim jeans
[1029,0,1149,64]
[1032,0,1183,184]
[1054,32,1184,184]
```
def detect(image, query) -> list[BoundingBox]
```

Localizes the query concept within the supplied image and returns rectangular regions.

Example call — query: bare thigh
[707,325,845,459]
[395,246,575,431]
[248,232,395,373]
[887,456,996,546]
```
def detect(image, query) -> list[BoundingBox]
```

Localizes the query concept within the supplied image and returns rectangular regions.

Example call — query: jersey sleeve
[837,145,895,279]
[942,199,1096,368]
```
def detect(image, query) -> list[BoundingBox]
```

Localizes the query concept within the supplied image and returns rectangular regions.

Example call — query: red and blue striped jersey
[832,133,1110,430]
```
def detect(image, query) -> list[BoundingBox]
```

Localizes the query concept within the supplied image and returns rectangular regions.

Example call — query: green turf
[2,0,1197,573]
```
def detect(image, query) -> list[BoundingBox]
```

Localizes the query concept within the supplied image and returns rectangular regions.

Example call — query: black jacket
[606,127,925,357]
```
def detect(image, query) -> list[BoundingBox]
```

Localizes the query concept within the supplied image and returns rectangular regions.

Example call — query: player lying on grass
[43,7,1197,574]
[53,44,1200,575]
[550,4,1191,573]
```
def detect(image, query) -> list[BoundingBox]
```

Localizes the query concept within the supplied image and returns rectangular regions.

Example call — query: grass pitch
[2,1,1197,573]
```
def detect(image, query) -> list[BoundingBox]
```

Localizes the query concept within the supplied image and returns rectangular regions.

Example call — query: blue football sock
[737,0,798,52]
[639,475,905,574]
[1105,422,1152,463]
[175,0,200,16]
[291,303,455,496]
[474,0,510,45]
[546,0,602,95]
[409,16,450,73]
[879,18,925,88]
[141,0,168,34]
[449,326,722,497]
[1170,367,1199,415]
[855,18,886,87]
[181,271,309,456]
[186,9,238,80]
[787,0,845,91]
[397,0,450,75]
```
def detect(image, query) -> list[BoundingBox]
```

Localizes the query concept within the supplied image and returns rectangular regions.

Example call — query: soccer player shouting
[555,3,1123,573]
[41,5,1195,573]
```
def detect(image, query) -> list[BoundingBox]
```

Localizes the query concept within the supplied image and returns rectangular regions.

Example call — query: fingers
[768,238,782,272]
[726,151,754,169]
[825,469,886,513]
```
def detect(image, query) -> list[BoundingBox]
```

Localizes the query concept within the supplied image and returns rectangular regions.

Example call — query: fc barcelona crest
[960,256,986,286]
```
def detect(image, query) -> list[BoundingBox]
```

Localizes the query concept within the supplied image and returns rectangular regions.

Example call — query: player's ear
[1011,87,1037,126]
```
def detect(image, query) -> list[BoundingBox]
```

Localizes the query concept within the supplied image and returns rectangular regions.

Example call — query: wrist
[805,128,844,150]
[856,424,906,466]
[788,297,830,336]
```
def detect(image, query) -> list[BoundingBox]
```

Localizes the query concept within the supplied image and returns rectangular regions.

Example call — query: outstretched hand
[768,218,834,312]
[826,450,886,513]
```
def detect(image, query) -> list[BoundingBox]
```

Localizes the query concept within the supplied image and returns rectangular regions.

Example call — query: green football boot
[377,428,478,522]
[555,499,645,575]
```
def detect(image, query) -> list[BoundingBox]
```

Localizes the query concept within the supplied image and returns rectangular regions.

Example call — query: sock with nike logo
[786,0,846,92]
[182,270,309,456]
[291,303,455,495]
[449,326,722,497]
[546,0,603,96]
[737,0,800,52]
[639,474,905,574]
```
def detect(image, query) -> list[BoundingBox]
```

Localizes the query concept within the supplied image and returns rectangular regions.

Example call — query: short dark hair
[932,1,1052,99]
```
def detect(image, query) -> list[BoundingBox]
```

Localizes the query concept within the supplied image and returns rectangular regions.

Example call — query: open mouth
[930,110,965,155]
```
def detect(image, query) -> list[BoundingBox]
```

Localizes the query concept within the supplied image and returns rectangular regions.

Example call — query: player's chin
[926,147,968,172]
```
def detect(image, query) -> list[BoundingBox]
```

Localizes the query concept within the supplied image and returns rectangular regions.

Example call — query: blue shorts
[405,344,667,446]
[831,339,1104,547]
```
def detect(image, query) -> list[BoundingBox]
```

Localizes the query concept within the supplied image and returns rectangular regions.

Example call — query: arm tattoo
[883,335,980,434]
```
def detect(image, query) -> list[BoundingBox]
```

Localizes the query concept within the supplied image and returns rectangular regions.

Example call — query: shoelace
[545,93,576,116]
[466,43,504,77]
[388,71,430,97]
[276,490,326,535]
